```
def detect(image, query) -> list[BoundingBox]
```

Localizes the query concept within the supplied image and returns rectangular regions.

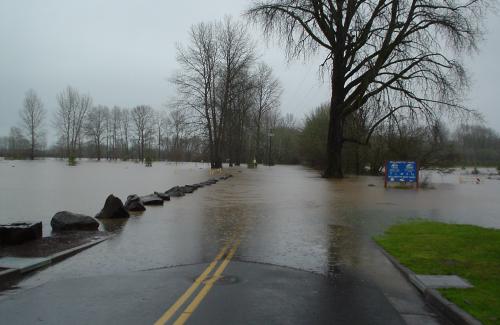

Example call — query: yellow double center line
[154,237,241,325]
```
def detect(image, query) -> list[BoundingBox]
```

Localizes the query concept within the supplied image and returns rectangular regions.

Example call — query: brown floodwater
[1,159,499,296]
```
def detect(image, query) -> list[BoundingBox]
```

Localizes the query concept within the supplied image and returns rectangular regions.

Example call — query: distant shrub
[145,156,152,167]
[68,155,77,166]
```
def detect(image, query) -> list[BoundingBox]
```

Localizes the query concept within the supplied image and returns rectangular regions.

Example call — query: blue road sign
[386,161,418,183]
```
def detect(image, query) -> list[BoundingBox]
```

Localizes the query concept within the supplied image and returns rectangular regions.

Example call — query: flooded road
[1,159,499,323]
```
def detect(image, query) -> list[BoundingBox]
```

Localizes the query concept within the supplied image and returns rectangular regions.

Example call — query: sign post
[384,161,419,188]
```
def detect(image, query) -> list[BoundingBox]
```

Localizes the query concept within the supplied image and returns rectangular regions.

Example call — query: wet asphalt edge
[0,236,111,284]
[375,242,482,325]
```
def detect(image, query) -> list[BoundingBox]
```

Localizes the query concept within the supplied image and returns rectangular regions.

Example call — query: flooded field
[1,159,500,297]
[0,159,211,232]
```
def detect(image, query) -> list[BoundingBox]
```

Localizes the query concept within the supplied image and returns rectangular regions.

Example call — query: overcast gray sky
[0,0,499,143]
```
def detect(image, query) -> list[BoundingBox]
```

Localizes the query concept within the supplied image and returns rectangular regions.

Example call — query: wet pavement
[0,262,407,325]
[1,160,498,324]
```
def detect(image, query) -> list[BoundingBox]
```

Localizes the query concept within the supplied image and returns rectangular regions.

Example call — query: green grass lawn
[375,221,500,324]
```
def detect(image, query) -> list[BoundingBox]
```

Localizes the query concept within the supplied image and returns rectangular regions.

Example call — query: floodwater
[1,159,499,297]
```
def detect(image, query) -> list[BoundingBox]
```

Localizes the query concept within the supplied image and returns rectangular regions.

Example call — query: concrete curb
[376,244,482,325]
[0,236,110,284]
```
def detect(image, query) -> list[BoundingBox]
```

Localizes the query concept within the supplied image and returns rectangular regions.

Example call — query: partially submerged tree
[172,17,257,169]
[300,104,329,167]
[54,86,92,159]
[120,109,131,159]
[7,126,29,158]
[154,110,169,160]
[169,108,188,162]
[84,105,108,160]
[252,62,282,164]
[226,68,256,165]
[173,21,220,167]
[248,0,487,177]
[131,105,154,162]
[20,89,46,159]
[110,106,122,160]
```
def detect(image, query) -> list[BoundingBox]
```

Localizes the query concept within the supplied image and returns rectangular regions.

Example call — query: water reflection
[327,225,354,279]
[99,218,130,233]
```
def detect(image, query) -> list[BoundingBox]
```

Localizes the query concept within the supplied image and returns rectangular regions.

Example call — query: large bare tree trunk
[324,67,346,178]
[324,105,344,178]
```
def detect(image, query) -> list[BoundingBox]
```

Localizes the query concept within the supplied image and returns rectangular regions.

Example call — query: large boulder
[165,186,185,197]
[51,211,99,231]
[95,194,130,219]
[0,222,42,245]
[124,194,146,211]
[154,191,171,201]
[140,194,164,206]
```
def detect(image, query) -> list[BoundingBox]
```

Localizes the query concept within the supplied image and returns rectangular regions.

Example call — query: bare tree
[20,89,46,159]
[8,126,29,158]
[54,86,92,159]
[84,105,107,160]
[154,110,169,160]
[173,21,221,168]
[121,109,131,159]
[169,108,188,162]
[228,68,256,165]
[252,62,282,164]
[111,106,121,160]
[217,17,256,164]
[173,18,258,168]
[131,105,154,162]
[248,0,486,177]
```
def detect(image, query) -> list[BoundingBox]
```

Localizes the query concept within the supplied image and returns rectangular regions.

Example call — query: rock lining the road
[154,192,171,201]
[0,222,42,245]
[124,195,146,211]
[95,194,130,219]
[51,211,99,232]
[140,195,164,206]
[126,174,233,212]
[165,186,186,197]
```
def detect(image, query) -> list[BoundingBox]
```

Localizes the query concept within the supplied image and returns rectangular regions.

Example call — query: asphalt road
[0,261,408,325]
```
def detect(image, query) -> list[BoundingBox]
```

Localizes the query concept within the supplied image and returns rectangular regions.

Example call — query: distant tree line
[0,82,297,166]
[299,103,500,174]
[0,87,207,163]
[1,89,498,172]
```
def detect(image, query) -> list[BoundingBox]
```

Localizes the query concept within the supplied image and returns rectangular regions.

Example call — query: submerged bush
[68,155,77,166]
